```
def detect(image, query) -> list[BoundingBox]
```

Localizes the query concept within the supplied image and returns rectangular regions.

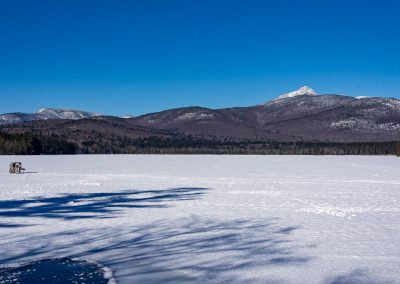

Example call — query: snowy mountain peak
[36,108,48,114]
[276,86,318,100]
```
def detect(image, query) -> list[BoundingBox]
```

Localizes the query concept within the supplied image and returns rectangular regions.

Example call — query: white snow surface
[0,155,399,283]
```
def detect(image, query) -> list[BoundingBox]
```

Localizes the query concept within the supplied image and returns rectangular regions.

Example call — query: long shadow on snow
[326,268,395,284]
[0,216,314,283]
[0,187,207,221]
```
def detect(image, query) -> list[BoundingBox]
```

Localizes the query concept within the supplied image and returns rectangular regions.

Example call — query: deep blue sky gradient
[1,0,399,115]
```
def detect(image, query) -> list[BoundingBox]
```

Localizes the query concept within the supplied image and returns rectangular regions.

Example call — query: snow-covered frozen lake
[0,155,399,283]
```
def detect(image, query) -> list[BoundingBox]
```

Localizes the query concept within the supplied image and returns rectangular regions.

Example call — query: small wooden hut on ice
[9,162,25,174]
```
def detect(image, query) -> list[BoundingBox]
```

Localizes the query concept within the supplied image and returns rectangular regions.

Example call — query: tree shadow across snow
[0,222,31,228]
[327,268,395,284]
[0,216,313,283]
[0,257,109,284]
[0,187,208,221]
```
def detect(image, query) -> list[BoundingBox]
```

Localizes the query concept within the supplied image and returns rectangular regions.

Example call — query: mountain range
[0,108,100,125]
[1,87,400,143]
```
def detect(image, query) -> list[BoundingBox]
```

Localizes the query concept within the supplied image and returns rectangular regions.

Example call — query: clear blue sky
[1,0,399,116]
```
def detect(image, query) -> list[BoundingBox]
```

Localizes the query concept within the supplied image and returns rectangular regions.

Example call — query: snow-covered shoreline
[1,155,399,283]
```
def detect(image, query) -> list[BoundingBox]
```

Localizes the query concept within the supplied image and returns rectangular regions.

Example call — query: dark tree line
[0,131,77,155]
[1,130,399,155]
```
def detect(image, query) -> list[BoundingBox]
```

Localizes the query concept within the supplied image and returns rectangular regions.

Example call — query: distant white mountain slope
[0,108,101,125]
[36,108,101,120]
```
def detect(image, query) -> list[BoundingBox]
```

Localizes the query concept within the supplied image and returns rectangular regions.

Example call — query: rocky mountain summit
[275,86,318,100]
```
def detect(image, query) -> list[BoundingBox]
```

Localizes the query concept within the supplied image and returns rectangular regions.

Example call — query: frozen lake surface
[0,155,399,283]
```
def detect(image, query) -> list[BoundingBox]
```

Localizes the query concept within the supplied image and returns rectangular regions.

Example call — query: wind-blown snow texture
[0,155,399,283]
